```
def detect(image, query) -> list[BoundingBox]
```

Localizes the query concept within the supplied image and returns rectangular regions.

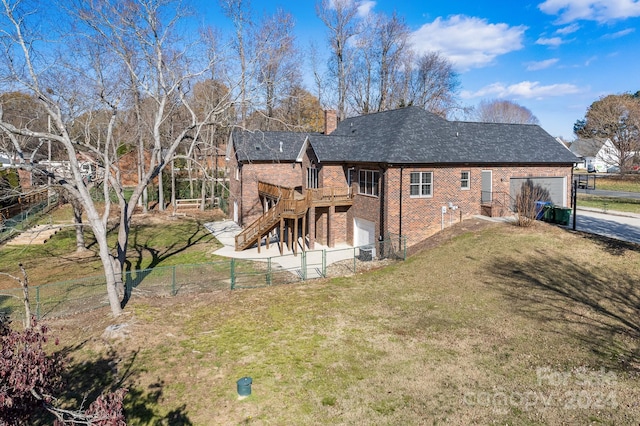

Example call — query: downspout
[379,165,386,240]
[399,167,403,239]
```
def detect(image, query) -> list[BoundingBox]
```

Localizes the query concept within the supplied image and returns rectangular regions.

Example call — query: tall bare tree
[0,0,230,316]
[475,99,540,125]
[349,11,410,115]
[375,12,409,112]
[220,0,253,128]
[575,93,640,172]
[408,52,460,118]
[255,9,300,130]
[316,0,360,121]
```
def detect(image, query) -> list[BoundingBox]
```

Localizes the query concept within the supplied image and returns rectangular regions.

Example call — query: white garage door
[354,218,376,247]
[510,177,567,207]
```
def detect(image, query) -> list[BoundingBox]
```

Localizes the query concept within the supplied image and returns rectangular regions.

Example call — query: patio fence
[0,235,406,322]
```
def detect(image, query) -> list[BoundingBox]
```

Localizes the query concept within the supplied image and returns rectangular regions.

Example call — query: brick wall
[230,144,573,248]
[385,164,573,246]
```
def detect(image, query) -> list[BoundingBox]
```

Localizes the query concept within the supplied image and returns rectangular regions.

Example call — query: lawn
[577,194,640,214]
[0,205,225,289]
[595,175,640,193]
[45,220,640,424]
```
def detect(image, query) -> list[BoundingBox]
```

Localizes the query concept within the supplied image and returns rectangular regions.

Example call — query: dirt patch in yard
[406,217,501,257]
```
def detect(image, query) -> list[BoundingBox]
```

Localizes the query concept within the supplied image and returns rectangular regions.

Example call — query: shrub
[514,179,551,227]
[0,314,127,425]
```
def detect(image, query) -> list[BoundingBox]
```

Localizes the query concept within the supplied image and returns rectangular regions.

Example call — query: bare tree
[349,11,410,115]
[0,0,230,316]
[514,179,551,227]
[255,9,300,130]
[316,0,360,121]
[575,93,640,172]
[0,93,49,165]
[375,12,409,112]
[408,52,460,118]
[475,99,540,125]
[220,0,253,128]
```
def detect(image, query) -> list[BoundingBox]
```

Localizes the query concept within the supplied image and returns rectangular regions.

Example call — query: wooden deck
[235,182,353,252]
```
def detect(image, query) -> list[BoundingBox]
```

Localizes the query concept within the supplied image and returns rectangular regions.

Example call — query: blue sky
[199,0,640,140]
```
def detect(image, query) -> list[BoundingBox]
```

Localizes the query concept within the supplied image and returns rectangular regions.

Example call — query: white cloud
[555,23,581,34]
[409,15,526,71]
[357,1,376,17]
[539,0,640,23]
[602,28,635,38]
[585,55,598,65]
[526,58,560,70]
[461,81,581,99]
[536,36,564,46]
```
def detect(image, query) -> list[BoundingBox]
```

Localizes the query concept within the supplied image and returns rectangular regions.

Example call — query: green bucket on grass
[237,377,252,396]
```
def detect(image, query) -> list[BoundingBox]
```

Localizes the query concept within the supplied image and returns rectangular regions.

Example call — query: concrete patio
[205,220,357,279]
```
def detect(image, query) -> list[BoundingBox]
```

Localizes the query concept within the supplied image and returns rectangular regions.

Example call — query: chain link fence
[0,236,406,322]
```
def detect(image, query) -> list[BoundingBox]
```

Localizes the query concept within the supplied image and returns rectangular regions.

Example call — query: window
[307,167,319,189]
[410,172,432,197]
[460,171,470,190]
[359,170,379,196]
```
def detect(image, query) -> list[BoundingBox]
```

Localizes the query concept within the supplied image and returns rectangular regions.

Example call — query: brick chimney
[324,110,337,135]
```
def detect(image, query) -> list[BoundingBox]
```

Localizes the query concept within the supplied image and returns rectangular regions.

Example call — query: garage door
[354,218,376,247]
[510,177,567,207]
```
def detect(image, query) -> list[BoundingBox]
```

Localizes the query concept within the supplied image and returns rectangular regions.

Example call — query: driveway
[572,208,640,244]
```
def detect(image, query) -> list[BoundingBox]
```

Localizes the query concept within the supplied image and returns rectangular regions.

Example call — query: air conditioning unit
[358,245,376,261]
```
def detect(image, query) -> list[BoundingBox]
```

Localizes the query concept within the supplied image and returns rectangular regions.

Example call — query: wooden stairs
[235,182,354,252]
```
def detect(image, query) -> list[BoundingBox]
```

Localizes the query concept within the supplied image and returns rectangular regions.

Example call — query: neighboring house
[569,138,618,172]
[227,107,577,253]
[0,151,11,168]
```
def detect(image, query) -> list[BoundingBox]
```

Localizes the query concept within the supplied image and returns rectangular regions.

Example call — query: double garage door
[509,177,567,207]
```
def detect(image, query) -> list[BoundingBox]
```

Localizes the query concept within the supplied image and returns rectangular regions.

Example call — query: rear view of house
[227,107,577,253]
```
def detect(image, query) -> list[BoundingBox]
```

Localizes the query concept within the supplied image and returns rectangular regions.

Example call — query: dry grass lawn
[42,220,640,424]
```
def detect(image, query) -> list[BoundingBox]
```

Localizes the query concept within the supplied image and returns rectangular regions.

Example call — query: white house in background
[569,138,619,172]
[0,151,11,168]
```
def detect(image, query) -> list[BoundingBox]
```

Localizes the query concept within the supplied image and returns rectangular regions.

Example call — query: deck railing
[258,181,295,200]
[236,183,354,250]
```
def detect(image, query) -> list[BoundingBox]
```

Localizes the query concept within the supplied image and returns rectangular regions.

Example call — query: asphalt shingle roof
[231,130,318,162]
[569,138,606,158]
[232,107,578,165]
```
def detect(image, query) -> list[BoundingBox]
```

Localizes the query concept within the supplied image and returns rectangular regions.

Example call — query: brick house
[226,107,577,254]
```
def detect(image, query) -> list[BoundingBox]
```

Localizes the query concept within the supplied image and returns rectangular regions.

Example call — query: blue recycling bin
[237,377,252,396]
[535,201,552,220]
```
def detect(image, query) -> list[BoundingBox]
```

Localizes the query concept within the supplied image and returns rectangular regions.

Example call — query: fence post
[301,251,307,280]
[171,266,177,296]
[230,258,236,290]
[322,250,326,277]
[403,236,407,260]
[267,257,272,285]
[35,286,40,320]
[353,247,357,273]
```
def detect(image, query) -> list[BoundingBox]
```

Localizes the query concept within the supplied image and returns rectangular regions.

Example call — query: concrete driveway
[572,208,640,244]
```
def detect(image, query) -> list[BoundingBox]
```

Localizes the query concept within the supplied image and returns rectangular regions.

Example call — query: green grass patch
[577,194,640,213]
[595,176,640,192]
[50,222,640,425]
[0,205,224,287]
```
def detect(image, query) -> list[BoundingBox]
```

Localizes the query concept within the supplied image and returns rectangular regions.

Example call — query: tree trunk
[157,150,165,211]
[200,173,206,211]
[19,264,31,329]
[93,227,123,316]
[72,202,86,252]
